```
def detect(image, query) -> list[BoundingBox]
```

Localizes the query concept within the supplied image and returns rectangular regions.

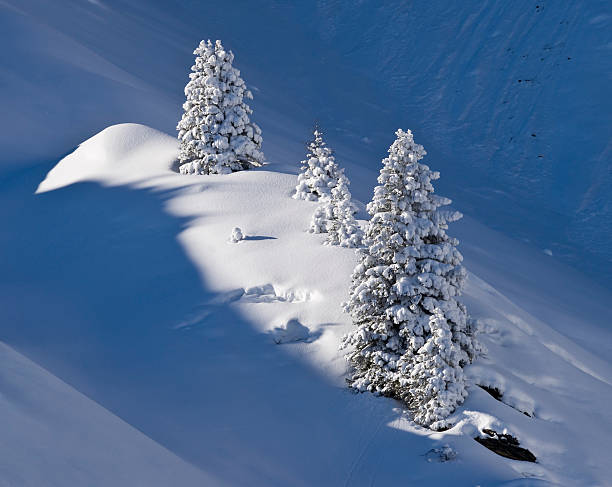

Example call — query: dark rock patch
[477,385,534,417]
[478,384,503,401]
[475,429,536,462]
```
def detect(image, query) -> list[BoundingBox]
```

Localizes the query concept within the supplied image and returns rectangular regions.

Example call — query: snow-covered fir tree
[229,227,244,243]
[294,126,342,201]
[341,129,478,430]
[309,174,363,248]
[309,203,334,234]
[177,39,264,175]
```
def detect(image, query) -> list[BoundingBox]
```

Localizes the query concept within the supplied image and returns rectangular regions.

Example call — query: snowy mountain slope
[301,0,612,271]
[2,0,610,286]
[1,123,610,485]
[0,340,217,487]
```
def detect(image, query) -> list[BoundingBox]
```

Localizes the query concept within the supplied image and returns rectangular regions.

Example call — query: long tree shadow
[243,235,277,241]
[0,161,510,486]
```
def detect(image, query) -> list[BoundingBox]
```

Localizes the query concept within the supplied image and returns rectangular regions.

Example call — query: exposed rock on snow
[477,384,533,417]
[478,384,504,401]
[475,429,536,463]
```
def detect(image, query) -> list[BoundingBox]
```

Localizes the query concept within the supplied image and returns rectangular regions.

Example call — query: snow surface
[2,0,611,286]
[0,341,215,487]
[1,123,609,485]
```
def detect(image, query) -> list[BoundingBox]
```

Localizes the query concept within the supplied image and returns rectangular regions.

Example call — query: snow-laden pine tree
[177,40,264,175]
[309,203,334,234]
[341,129,478,430]
[294,126,342,201]
[309,174,363,248]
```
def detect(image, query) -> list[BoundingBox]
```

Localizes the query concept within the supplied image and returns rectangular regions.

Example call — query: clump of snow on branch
[229,227,244,243]
[177,39,264,175]
[341,128,479,430]
[294,126,342,201]
[309,174,363,248]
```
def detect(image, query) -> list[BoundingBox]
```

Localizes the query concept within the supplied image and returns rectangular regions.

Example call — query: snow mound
[79,124,173,162]
[37,123,177,193]
[242,284,313,303]
[270,319,315,344]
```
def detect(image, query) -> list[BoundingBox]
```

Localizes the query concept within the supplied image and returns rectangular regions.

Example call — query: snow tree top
[294,126,342,201]
[342,128,478,429]
[177,39,264,175]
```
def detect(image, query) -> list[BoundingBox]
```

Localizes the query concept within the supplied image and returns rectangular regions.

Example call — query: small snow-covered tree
[177,39,264,175]
[229,227,244,243]
[310,174,363,248]
[294,126,342,201]
[341,129,478,430]
[309,203,334,234]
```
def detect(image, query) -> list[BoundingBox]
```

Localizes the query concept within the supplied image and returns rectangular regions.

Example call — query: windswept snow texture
[1,124,610,485]
[1,0,611,285]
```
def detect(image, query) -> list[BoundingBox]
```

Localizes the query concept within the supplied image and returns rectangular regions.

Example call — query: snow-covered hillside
[2,0,611,285]
[0,341,214,486]
[1,0,611,484]
[1,123,610,485]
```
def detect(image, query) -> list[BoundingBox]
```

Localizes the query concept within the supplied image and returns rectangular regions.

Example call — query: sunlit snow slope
[1,124,610,486]
[1,0,611,285]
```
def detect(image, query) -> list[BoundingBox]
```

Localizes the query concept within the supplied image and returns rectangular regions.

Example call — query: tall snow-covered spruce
[294,126,342,201]
[341,129,478,430]
[177,40,264,175]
